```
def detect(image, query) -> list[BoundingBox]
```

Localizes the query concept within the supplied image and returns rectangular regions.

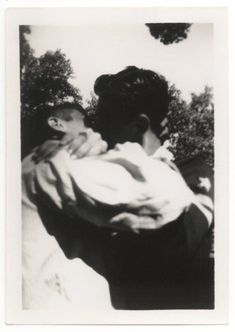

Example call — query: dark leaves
[167,85,214,167]
[146,23,192,45]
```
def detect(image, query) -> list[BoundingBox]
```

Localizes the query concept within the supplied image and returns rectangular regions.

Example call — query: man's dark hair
[94,66,169,136]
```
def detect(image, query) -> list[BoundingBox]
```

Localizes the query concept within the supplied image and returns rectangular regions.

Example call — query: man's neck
[142,130,161,156]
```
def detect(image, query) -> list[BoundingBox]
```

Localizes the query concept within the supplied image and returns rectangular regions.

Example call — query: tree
[20,26,82,157]
[85,92,98,128]
[145,23,192,45]
[19,25,34,74]
[167,85,214,167]
[21,50,82,117]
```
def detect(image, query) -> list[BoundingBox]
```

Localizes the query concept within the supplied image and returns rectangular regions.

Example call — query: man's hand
[33,129,108,163]
[64,129,108,159]
[32,140,61,163]
[75,209,174,234]
[109,211,176,234]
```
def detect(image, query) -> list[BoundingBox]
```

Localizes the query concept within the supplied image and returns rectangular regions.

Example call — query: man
[90,66,214,309]
[22,103,111,309]
[26,67,214,309]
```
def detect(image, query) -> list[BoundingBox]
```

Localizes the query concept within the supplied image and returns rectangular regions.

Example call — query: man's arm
[32,132,214,258]
[179,158,214,256]
[108,157,214,258]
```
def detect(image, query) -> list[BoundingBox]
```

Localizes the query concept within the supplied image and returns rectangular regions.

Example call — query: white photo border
[5,6,228,325]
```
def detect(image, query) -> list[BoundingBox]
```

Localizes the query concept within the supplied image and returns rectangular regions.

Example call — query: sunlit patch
[198,177,211,192]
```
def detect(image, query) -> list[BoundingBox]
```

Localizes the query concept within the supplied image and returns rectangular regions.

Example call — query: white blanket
[35,142,194,225]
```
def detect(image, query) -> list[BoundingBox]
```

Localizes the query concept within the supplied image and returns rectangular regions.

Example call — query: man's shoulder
[176,155,212,169]
[176,156,213,177]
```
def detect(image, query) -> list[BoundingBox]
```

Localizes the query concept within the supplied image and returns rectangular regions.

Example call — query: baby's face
[64,110,87,136]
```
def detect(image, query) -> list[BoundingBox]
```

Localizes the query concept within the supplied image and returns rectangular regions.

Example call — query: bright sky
[28,24,213,104]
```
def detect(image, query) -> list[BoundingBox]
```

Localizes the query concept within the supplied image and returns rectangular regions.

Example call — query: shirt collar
[151,143,175,162]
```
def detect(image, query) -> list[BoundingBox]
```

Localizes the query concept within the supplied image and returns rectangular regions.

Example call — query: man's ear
[136,114,150,134]
[47,116,66,133]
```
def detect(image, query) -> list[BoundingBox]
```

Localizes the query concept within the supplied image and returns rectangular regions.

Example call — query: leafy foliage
[85,92,99,128]
[21,50,81,116]
[20,25,34,72]
[146,23,192,45]
[167,85,214,167]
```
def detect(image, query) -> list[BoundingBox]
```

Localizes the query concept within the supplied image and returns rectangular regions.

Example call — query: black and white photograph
[5,6,228,325]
